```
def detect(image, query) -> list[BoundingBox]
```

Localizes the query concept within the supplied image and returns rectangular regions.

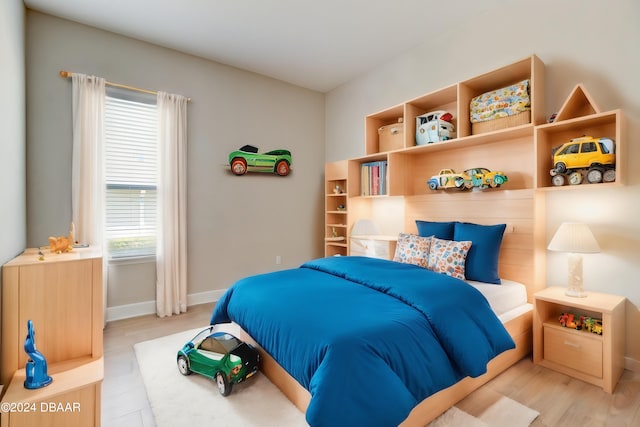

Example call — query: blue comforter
[210,256,514,427]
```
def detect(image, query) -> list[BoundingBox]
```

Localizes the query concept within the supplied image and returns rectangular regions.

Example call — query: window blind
[104,93,158,258]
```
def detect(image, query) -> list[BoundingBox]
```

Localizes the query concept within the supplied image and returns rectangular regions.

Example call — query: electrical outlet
[276,255,282,265]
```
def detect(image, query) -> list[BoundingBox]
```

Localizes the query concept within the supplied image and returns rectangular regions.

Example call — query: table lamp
[547,222,600,297]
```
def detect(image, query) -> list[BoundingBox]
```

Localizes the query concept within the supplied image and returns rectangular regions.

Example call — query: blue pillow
[415,220,456,240]
[453,222,506,284]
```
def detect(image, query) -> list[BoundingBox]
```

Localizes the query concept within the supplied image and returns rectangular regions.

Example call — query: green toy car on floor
[228,144,292,176]
[177,327,260,396]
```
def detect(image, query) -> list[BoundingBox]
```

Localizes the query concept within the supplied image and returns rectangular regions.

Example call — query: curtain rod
[59,70,191,102]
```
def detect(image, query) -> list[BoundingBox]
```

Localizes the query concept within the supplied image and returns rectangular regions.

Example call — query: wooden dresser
[1,247,103,426]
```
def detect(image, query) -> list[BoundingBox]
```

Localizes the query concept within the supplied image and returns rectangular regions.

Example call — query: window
[559,143,579,155]
[581,142,597,153]
[104,88,158,259]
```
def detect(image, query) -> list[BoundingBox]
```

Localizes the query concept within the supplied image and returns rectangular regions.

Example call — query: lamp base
[565,253,586,297]
[565,288,587,298]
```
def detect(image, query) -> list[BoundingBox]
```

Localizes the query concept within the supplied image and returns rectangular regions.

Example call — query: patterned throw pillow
[427,237,472,279]
[393,233,432,268]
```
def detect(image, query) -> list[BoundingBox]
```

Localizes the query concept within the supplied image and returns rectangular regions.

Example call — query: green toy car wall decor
[228,145,292,176]
[177,327,260,396]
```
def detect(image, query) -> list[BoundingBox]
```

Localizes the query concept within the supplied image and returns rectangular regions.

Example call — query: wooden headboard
[403,188,545,302]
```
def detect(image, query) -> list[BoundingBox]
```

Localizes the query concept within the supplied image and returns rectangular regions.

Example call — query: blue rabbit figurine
[24,320,53,389]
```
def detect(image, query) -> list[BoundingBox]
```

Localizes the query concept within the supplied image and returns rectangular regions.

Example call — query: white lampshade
[547,222,600,254]
[547,222,600,298]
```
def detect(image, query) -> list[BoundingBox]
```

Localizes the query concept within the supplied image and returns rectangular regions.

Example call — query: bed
[210,203,539,426]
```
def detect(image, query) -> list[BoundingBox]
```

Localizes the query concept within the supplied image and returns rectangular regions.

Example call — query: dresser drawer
[544,326,602,378]
[350,236,396,260]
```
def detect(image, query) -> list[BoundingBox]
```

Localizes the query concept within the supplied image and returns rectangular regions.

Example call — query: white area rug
[475,395,539,427]
[135,327,538,427]
[429,406,489,427]
[429,397,539,427]
[134,326,306,426]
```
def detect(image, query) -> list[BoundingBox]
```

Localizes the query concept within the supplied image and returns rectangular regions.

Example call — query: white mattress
[497,303,533,324]
[466,278,529,318]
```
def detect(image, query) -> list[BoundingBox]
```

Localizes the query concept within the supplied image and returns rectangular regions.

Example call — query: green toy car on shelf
[228,145,292,176]
[463,167,509,189]
[427,167,508,191]
[177,327,260,396]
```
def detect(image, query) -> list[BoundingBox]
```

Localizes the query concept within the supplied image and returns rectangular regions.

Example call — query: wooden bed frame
[239,309,532,425]
[239,188,544,425]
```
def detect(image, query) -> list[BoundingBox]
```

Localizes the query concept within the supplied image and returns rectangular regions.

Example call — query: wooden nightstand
[533,286,625,393]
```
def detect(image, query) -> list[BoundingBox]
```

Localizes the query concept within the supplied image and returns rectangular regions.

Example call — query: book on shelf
[360,161,387,196]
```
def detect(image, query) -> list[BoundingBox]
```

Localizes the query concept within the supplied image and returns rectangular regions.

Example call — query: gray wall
[0,0,27,268]
[325,0,640,363]
[26,11,325,314]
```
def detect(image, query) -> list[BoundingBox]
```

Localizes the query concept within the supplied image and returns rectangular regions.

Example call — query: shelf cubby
[347,154,389,198]
[404,84,458,148]
[365,104,405,155]
[534,110,624,190]
[389,127,535,197]
[459,55,545,137]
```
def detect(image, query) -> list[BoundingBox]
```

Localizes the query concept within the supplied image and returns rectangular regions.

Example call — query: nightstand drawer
[350,236,396,260]
[544,326,602,378]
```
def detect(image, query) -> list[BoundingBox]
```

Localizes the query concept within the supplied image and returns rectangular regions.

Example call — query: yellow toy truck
[550,136,615,186]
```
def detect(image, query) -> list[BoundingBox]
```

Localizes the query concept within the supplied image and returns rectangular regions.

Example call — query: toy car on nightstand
[427,169,470,190]
[228,144,292,176]
[463,167,509,189]
[177,326,260,396]
[549,136,615,185]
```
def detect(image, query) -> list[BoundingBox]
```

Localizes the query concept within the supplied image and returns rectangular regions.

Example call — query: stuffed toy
[48,233,73,254]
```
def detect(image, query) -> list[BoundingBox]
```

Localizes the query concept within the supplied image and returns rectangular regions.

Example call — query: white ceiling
[24,0,506,92]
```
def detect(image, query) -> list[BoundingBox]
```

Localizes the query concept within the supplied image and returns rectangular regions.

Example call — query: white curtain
[71,73,108,323]
[156,91,188,317]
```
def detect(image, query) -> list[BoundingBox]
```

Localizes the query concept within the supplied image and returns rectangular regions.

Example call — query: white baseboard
[106,300,157,322]
[187,289,226,307]
[105,289,226,322]
[625,356,640,373]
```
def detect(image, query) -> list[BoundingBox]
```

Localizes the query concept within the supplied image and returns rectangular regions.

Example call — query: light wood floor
[102,303,640,427]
